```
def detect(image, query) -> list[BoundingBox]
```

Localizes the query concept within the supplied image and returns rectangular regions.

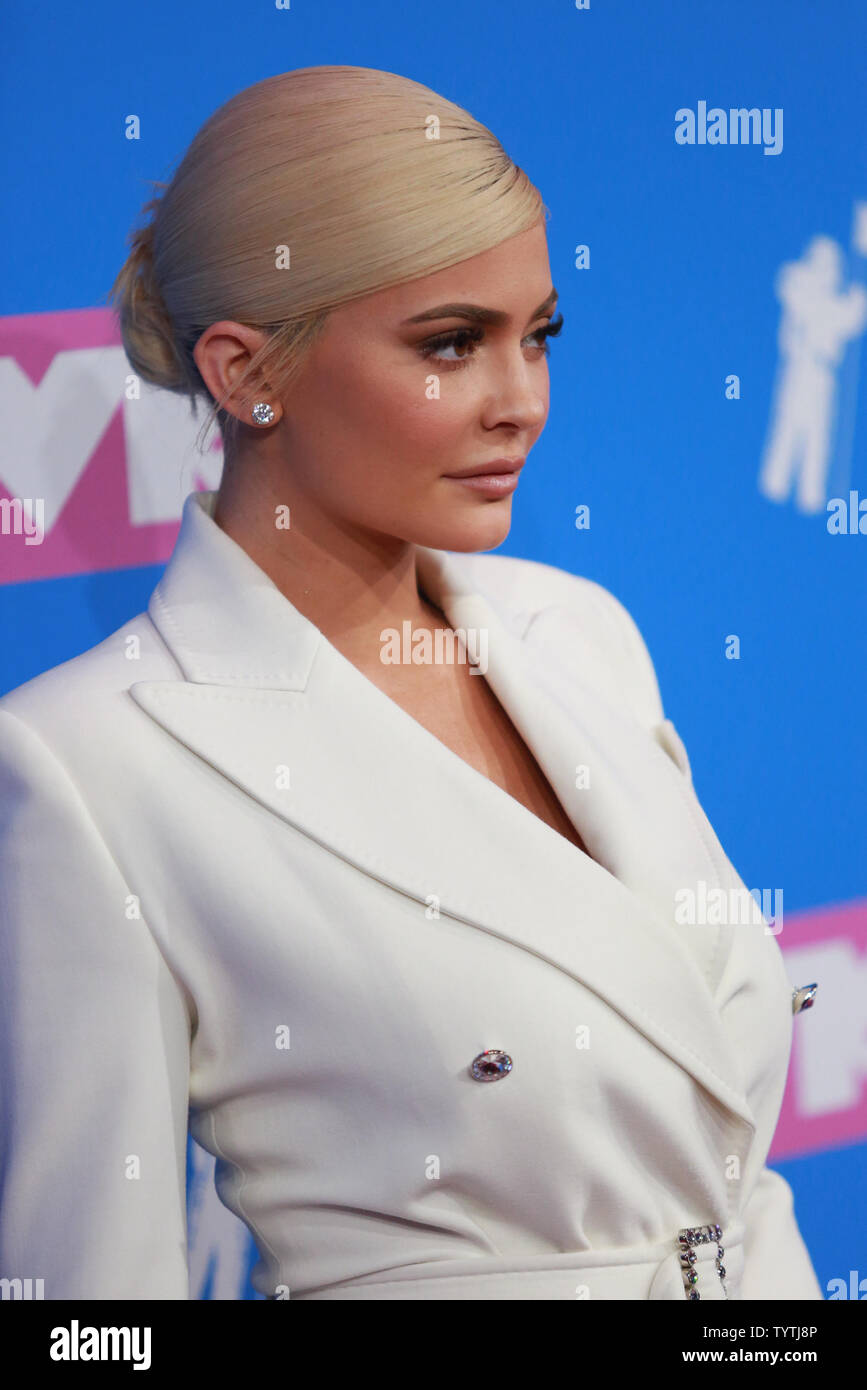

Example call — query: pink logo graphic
[0,307,222,584]
[771,897,867,1159]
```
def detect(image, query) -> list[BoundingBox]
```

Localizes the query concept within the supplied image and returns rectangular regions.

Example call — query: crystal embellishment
[469,1049,513,1082]
[677,1223,727,1300]
[792,983,818,1014]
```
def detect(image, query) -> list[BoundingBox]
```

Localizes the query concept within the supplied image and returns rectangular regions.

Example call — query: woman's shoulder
[449,548,602,612]
[0,609,177,759]
[451,549,666,727]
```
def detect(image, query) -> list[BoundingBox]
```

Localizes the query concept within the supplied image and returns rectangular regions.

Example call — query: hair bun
[109,193,188,393]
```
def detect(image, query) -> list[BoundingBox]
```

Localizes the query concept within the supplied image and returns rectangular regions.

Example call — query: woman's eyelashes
[417,311,564,371]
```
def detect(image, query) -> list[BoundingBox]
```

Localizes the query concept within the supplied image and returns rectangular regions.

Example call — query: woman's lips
[443,471,521,496]
[442,459,525,497]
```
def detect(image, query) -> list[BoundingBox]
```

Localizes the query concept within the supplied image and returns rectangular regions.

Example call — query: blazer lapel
[130,490,756,1134]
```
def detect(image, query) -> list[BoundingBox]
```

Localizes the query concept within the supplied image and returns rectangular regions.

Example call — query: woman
[0,66,822,1300]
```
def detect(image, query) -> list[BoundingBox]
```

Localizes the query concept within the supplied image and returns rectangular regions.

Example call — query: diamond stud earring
[251,402,275,425]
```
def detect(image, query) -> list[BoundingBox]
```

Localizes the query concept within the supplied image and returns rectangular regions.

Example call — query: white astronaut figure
[759,235,867,512]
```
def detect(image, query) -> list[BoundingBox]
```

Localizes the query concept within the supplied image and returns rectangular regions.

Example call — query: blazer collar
[130,489,757,1141]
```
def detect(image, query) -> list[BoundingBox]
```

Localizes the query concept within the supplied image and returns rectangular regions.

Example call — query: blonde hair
[108,65,547,458]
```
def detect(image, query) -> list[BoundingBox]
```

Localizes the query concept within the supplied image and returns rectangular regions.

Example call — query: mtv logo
[0,308,223,582]
[772,899,867,1160]
[784,940,867,1115]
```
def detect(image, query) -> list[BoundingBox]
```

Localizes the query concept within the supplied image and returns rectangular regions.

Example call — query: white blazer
[0,487,822,1301]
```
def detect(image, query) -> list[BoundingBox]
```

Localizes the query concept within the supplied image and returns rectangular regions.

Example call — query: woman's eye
[418,327,484,367]
[417,313,563,371]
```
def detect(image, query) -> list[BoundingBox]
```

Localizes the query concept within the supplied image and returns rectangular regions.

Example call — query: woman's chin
[416,502,513,553]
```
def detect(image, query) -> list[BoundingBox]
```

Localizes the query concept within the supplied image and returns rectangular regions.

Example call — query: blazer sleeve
[584,581,824,1298]
[602,587,695,781]
[0,706,192,1299]
[739,1165,824,1299]
[580,579,675,733]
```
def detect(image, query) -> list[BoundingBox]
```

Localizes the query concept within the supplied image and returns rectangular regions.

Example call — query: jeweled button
[469,1049,513,1082]
[792,983,818,1014]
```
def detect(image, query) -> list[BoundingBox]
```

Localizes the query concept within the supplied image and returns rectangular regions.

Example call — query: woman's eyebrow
[402,287,558,327]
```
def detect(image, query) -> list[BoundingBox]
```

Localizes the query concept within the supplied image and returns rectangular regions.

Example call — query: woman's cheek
[399,382,475,443]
